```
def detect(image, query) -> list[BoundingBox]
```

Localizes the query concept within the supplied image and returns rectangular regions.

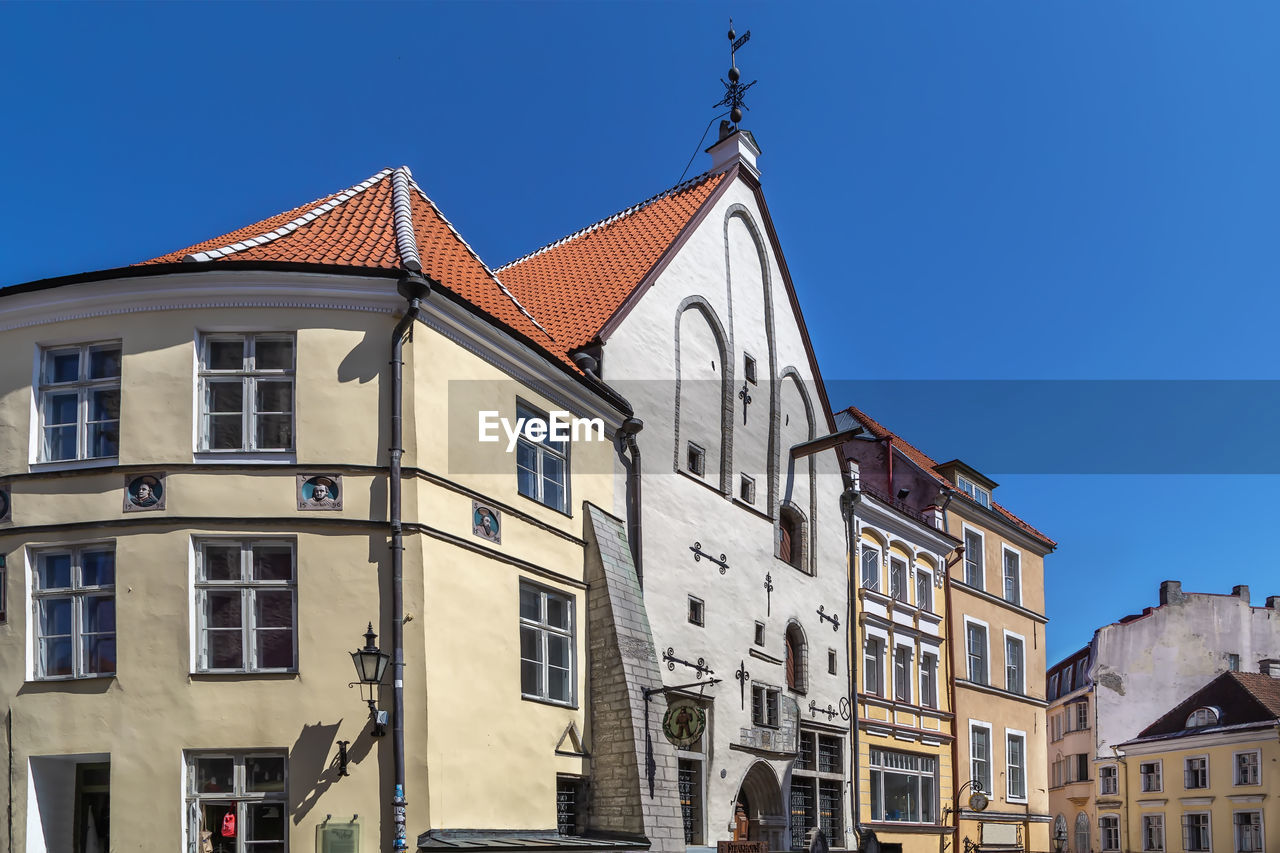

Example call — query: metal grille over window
[792,731,845,846]
[861,547,879,591]
[556,777,581,836]
[38,343,121,461]
[678,760,702,844]
[199,334,295,452]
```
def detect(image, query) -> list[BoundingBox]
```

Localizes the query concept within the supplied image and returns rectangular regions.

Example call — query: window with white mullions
[916,568,933,612]
[890,557,908,603]
[861,546,880,591]
[1235,750,1261,786]
[869,748,937,823]
[199,334,294,452]
[1099,815,1120,851]
[963,529,983,589]
[186,752,287,853]
[33,546,116,678]
[519,583,574,704]
[515,401,568,512]
[38,342,121,461]
[196,541,296,673]
[894,645,912,703]
[1007,732,1027,800]
[1181,813,1210,852]
[1005,634,1025,694]
[1003,548,1020,605]
[966,621,988,685]
[969,724,991,795]
[1235,811,1263,852]
[919,652,938,709]
[1141,813,1164,851]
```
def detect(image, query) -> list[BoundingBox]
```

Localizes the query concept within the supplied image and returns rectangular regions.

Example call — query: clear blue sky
[4,2,1279,664]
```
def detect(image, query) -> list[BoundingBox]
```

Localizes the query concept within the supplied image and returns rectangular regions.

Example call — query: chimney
[1159,580,1185,606]
[1233,585,1251,604]
[1267,596,1280,611]
[706,129,761,179]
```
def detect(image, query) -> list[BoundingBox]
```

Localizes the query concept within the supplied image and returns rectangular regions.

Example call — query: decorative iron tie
[817,604,840,631]
[690,542,729,574]
[664,647,715,679]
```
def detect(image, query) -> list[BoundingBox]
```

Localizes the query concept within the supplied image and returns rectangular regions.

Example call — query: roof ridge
[183,168,394,263]
[405,176,552,339]
[390,166,423,273]
[495,169,716,272]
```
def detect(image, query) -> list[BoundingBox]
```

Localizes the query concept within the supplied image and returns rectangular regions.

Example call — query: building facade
[1045,582,1280,853]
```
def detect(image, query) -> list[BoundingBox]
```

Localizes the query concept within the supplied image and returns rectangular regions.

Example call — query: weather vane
[714,19,757,129]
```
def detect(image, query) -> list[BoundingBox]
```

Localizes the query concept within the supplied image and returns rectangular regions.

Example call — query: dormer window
[1186,707,1219,729]
[956,473,991,508]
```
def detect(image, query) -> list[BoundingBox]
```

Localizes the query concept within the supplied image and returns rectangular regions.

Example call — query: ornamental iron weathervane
[714,19,757,130]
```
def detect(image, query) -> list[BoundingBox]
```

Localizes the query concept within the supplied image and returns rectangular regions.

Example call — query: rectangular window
[1048,673,1059,701]
[516,401,568,512]
[916,569,932,612]
[557,776,584,836]
[963,529,983,589]
[186,752,287,852]
[1185,756,1208,789]
[1235,751,1260,786]
[1100,815,1120,851]
[861,547,880,591]
[869,748,938,823]
[687,442,705,477]
[199,333,294,452]
[1100,765,1118,795]
[970,725,991,795]
[1002,548,1020,605]
[1005,635,1025,694]
[38,342,121,461]
[1141,761,1163,792]
[754,621,765,647]
[1006,732,1026,800]
[520,582,574,704]
[1075,700,1090,731]
[890,557,908,603]
[196,541,295,673]
[687,595,704,627]
[919,652,938,709]
[1074,754,1091,783]
[1236,811,1263,853]
[743,353,757,384]
[0,557,6,623]
[1228,653,1241,671]
[864,637,884,696]
[1142,814,1165,852]
[739,474,755,505]
[966,621,988,685]
[1182,813,1210,852]
[1051,712,1062,743]
[678,760,702,844]
[751,684,780,728]
[827,649,837,675]
[894,646,912,703]
[33,546,116,678]
[956,474,991,508]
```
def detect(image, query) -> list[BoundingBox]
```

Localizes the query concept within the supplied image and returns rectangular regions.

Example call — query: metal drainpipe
[840,461,864,850]
[389,271,431,851]
[942,567,962,853]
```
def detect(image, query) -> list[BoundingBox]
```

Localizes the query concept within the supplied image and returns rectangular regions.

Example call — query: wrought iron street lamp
[350,622,391,736]
[1052,825,1067,853]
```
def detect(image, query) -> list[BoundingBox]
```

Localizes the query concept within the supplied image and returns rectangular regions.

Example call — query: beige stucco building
[0,167,640,852]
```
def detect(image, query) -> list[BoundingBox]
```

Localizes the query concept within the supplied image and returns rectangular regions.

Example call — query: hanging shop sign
[662,698,706,749]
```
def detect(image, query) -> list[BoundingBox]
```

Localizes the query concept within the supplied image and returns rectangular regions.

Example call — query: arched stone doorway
[733,761,786,850]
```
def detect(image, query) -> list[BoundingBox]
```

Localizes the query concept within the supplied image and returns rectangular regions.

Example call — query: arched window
[1186,706,1220,728]
[778,504,807,572]
[1053,815,1068,852]
[785,622,807,693]
[1075,812,1090,853]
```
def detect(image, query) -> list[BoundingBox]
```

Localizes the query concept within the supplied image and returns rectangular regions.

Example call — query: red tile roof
[496,171,728,353]
[841,404,1055,547]
[138,167,562,363]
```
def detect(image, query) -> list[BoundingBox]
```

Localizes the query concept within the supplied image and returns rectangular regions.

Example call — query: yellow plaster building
[0,168,645,853]
[1115,671,1280,853]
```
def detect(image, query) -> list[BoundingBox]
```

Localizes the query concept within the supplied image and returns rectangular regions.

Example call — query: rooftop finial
[714,19,757,130]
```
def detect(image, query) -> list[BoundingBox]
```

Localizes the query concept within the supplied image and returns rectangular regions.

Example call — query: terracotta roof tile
[841,404,1055,547]
[138,167,562,364]
[497,171,727,353]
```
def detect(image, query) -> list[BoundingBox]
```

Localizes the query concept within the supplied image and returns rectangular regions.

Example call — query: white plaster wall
[1093,591,1280,753]
[603,176,852,843]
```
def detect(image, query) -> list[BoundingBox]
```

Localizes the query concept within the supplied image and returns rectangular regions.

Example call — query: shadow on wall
[291,719,378,825]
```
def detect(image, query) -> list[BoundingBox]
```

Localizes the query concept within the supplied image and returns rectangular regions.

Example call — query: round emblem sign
[662,698,706,748]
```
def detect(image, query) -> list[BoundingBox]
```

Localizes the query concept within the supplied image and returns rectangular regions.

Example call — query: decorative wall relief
[297,474,342,510]
[123,473,165,512]
[472,501,501,544]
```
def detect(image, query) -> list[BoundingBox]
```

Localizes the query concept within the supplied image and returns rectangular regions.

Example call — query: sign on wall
[662,698,706,748]
[317,821,360,853]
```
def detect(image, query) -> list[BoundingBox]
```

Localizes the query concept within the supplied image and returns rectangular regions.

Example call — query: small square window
[744,354,757,384]
[754,621,765,646]
[827,649,837,675]
[688,596,705,627]
[687,443,705,477]
[739,474,755,505]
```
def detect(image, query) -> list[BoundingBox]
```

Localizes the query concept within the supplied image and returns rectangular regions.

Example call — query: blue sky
[3,2,1279,663]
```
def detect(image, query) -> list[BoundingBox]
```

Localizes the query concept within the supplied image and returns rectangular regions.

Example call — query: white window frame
[956,473,991,508]
[519,581,576,706]
[1182,811,1211,853]
[184,750,288,853]
[194,539,297,674]
[34,340,123,464]
[964,616,990,686]
[1234,749,1261,787]
[197,332,296,454]
[889,555,909,603]
[1140,759,1164,793]
[1142,813,1165,852]
[919,650,938,709]
[962,525,985,590]
[515,400,570,513]
[1006,728,1028,802]
[1184,755,1210,790]
[893,643,913,704]
[30,543,116,680]
[863,631,886,697]
[1003,630,1026,695]
[1001,544,1022,606]
[915,565,933,612]
[969,720,993,796]
[1099,813,1121,852]
[860,543,881,592]
[868,747,938,824]
[1234,809,1263,853]
[1099,763,1118,796]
